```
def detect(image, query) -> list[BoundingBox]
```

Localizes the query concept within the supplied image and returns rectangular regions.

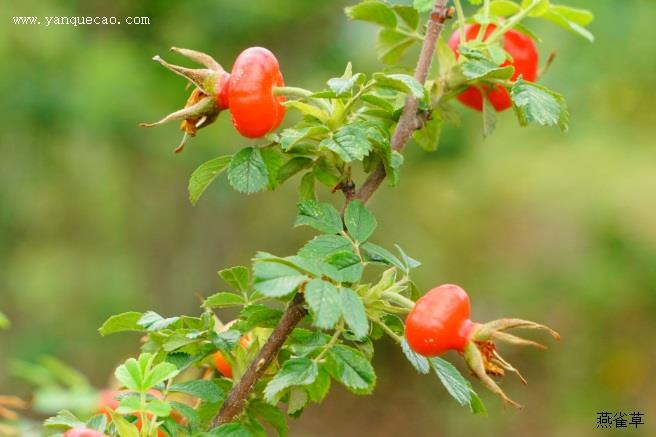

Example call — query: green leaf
[219,266,250,292]
[279,127,329,151]
[188,155,232,205]
[213,422,252,437]
[470,389,488,415]
[543,6,595,42]
[299,234,352,260]
[429,357,472,406]
[413,0,434,13]
[522,0,550,17]
[401,338,430,374]
[228,147,269,194]
[325,251,364,283]
[212,330,242,352]
[510,78,569,131]
[108,410,140,437]
[340,288,368,339]
[44,410,85,429]
[413,112,443,152]
[237,305,284,330]
[204,292,246,309]
[170,401,201,429]
[144,361,179,388]
[260,147,285,190]
[460,57,514,82]
[377,29,415,65]
[99,312,143,336]
[393,5,419,29]
[327,63,366,97]
[304,279,341,330]
[138,311,180,331]
[298,172,316,201]
[287,387,309,417]
[0,311,9,330]
[114,357,142,391]
[325,345,376,395]
[345,1,397,28]
[306,367,332,403]
[395,244,421,272]
[373,73,426,100]
[344,200,377,243]
[361,242,404,270]
[263,358,318,403]
[253,258,308,298]
[312,157,341,187]
[278,157,313,183]
[489,0,521,16]
[169,380,224,403]
[250,401,288,436]
[320,124,374,163]
[294,200,343,234]
[482,96,497,138]
[85,414,108,432]
[145,398,171,417]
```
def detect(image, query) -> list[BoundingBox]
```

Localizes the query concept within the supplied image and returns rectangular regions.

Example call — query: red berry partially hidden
[228,47,286,138]
[448,24,538,112]
[405,284,559,407]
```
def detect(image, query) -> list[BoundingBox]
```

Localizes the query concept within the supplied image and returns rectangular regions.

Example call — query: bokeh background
[1,0,655,436]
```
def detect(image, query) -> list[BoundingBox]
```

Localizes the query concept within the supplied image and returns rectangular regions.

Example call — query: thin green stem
[314,320,344,362]
[475,0,491,42]
[371,318,403,344]
[273,86,332,113]
[453,0,467,43]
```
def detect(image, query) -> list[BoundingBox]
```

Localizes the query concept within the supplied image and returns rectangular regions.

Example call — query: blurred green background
[1,0,655,436]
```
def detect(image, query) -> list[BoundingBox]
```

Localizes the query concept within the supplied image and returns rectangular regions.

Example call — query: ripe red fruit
[405,284,474,356]
[63,429,108,437]
[405,284,559,407]
[228,47,286,138]
[213,335,250,378]
[448,24,538,112]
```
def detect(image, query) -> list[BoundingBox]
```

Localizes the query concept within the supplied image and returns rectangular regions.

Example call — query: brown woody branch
[355,1,452,204]
[213,0,451,426]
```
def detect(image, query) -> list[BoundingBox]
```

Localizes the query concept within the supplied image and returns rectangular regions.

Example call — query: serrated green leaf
[98,312,143,336]
[145,398,171,417]
[204,292,246,309]
[340,288,368,339]
[44,410,85,429]
[361,242,404,270]
[511,78,569,131]
[522,0,550,17]
[393,5,419,29]
[250,401,288,436]
[401,338,430,374]
[294,200,343,234]
[306,367,331,403]
[228,147,269,194]
[278,157,313,184]
[144,361,178,388]
[345,1,397,28]
[482,96,497,138]
[263,358,318,403]
[299,235,353,260]
[188,155,232,205]
[253,260,308,298]
[138,311,180,331]
[460,58,515,82]
[543,6,594,42]
[108,410,140,437]
[377,28,415,64]
[237,305,284,330]
[373,73,426,99]
[305,279,341,330]
[430,357,472,406]
[213,422,252,437]
[320,124,374,163]
[325,251,364,283]
[470,389,488,415]
[219,266,250,292]
[169,380,224,403]
[298,172,316,201]
[85,414,107,432]
[344,200,377,243]
[325,345,376,395]
[260,147,285,190]
[114,357,142,391]
[287,387,308,417]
